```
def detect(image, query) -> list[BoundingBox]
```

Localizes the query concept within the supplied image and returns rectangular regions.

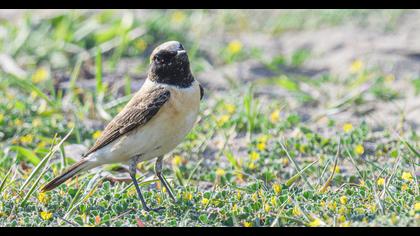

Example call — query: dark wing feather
[83,87,170,157]
[199,84,204,100]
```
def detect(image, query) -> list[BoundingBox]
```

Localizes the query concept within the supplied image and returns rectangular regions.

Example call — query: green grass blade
[285,159,318,187]
[279,139,314,189]
[224,150,240,169]
[20,163,50,206]
[65,178,90,217]
[186,158,204,186]
[95,47,103,96]
[19,128,73,192]
[403,140,420,159]
[10,146,41,166]
[7,76,55,107]
[19,135,57,193]
[0,166,14,194]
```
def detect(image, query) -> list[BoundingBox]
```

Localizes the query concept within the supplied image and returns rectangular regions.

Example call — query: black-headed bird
[41,41,204,212]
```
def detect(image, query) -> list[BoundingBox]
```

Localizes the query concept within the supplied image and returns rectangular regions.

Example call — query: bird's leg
[129,156,164,212]
[155,156,177,202]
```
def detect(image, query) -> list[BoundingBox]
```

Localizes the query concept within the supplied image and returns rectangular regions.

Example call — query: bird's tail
[41,158,94,192]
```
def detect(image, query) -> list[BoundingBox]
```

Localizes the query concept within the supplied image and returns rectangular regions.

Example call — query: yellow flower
[257,135,268,144]
[258,189,264,197]
[216,115,230,127]
[292,205,301,216]
[269,109,281,123]
[183,192,193,201]
[172,155,183,166]
[377,177,385,186]
[251,192,258,202]
[227,40,242,55]
[249,151,260,161]
[156,196,162,204]
[67,121,75,129]
[391,214,398,224]
[355,144,364,155]
[243,221,252,227]
[37,100,48,114]
[232,203,238,212]
[127,187,136,197]
[282,158,289,166]
[338,206,347,215]
[257,142,266,151]
[235,172,244,181]
[299,145,307,153]
[308,218,322,227]
[40,211,53,220]
[339,196,348,205]
[330,165,340,174]
[37,140,48,149]
[32,118,42,127]
[135,39,147,52]
[401,183,408,191]
[337,215,346,223]
[92,130,102,140]
[37,192,49,205]
[171,10,186,24]
[350,59,363,73]
[32,67,49,84]
[368,204,377,213]
[415,202,420,212]
[14,119,23,126]
[236,191,242,200]
[225,103,236,114]
[20,134,34,144]
[201,198,210,205]
[264,203,271,212]
[384,74,395,84]
[270,196,277,206]
[328,202,337,211]
[30,91,38,99]
[342,123,353,133]
[248,162,256,170]
[341,221,351,227]
[272,183,282,194]
[354,207,365,214]
[216,168,225,176]
[401,171,413,182]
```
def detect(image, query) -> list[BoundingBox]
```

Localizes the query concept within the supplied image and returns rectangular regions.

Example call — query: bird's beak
[176,50,187,56]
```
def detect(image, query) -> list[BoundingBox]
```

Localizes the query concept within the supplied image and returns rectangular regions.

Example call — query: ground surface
[0,10,419,226]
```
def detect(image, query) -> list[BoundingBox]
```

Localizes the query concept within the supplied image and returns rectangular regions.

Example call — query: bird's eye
[154,55,164,63]
[179,43,184,50]
[154,50,177,63]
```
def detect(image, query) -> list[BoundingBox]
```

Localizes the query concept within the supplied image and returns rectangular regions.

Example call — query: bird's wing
[199,84,204,100]
[83,86,171,157]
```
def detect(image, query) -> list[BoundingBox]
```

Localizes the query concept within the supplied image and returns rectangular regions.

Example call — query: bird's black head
[148,41,194,88]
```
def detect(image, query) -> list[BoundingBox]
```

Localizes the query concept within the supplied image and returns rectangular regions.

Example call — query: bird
[41,41,204,212]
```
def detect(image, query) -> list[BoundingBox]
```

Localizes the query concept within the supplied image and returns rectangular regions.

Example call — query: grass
[0,10,419,227]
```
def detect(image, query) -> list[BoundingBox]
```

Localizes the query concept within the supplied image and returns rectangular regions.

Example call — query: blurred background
[1,9,419,137]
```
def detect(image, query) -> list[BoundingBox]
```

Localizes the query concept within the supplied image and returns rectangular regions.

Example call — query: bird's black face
[148,41,193,88]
